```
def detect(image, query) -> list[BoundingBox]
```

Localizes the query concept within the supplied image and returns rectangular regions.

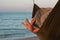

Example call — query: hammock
[32,0,60,40]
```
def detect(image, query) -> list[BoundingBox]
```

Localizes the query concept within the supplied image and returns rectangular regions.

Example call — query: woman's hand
[22,18,39,33]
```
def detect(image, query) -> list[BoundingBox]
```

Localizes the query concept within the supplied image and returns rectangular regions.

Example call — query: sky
[0,0,58,12]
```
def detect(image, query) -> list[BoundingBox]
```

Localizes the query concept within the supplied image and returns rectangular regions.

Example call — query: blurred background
[0,0,58,40]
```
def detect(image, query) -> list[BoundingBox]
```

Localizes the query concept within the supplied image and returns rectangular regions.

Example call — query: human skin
[22,8,52,40]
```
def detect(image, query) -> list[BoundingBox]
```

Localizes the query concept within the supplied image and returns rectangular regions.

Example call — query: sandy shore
[15,36,39,40]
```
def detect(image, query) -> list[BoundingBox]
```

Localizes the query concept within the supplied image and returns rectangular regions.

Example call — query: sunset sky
[0,0,58,12]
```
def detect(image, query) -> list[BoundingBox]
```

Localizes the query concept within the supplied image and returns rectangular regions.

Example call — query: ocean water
[0,12,36,40]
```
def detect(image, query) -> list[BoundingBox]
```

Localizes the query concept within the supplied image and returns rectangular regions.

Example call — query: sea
[0,12,36,40]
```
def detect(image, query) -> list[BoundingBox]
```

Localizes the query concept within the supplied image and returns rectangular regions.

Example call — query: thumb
[33,28,39,33]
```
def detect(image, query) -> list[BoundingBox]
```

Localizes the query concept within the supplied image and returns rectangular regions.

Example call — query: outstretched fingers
[22,18,30,30]
[22,18,34,31]
[22,18,39,33]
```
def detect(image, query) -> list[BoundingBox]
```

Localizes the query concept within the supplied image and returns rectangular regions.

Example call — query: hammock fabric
[32,0,60,40]
[32,4,40,18]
